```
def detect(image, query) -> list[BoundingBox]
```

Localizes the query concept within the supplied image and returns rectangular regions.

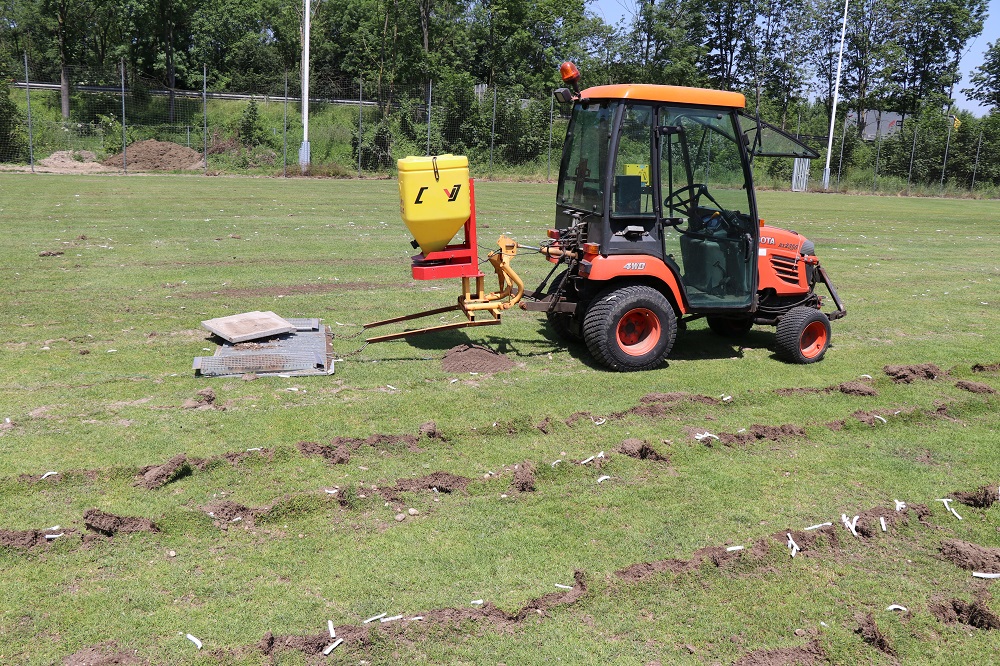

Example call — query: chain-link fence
[2,55,998,197]
[2,57,568,181]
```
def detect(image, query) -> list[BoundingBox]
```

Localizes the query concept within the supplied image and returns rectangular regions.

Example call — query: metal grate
[193,324,333,377]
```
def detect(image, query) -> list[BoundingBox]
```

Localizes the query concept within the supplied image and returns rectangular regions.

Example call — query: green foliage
[96,113,139,156]
[0,88,29,162]
[237,99,267,147]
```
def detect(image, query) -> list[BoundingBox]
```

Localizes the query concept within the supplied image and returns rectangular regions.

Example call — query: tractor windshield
[557,101,617,214]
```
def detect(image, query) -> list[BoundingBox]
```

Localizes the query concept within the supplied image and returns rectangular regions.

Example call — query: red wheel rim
[616,308,661,356]
[799,320,828,359]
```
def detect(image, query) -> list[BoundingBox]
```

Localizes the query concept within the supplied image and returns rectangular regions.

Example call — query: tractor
[365,63,845,372]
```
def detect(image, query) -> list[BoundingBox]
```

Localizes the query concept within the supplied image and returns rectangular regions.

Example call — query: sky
[588,0,1000,116]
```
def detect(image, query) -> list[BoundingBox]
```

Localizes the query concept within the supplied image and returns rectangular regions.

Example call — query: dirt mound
[955,380,996,394]
[735,639,826,666]
[837,381,878,396]
[38,150,114,174]
[222,448,274,466]
[972,363,1000,373]
[617,438,669,461]
[616,545,744,581]
[327,432,423,453]
[135,454,190,489]
[63,642,143,665]
[418,421,443,439]
[102,139,204,171]
[441,344,514,374]
[930,595,1000,630]
[855,613,897,657]
[718,424,805,446]
[297,441,351,464]
[884,363,941,383]
[535,417,553,434]
[749,525,840,559]
[852,409,898,426]
[940,540,1000,572]
[511,461,536,492]
[0,528,74,549]
[614,392,719,419]
[380,472,472,502]
[777,379,877,397]
[181,387,224,410]
[83,509,157,536]
[952,485,998,509]
[204,500,256,528]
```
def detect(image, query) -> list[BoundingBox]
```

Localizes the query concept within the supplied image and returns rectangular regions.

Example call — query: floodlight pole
[299,0,311,173]
[822,0,849,191]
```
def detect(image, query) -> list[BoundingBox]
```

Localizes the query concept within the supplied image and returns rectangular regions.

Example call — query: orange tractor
[364,63,845,372]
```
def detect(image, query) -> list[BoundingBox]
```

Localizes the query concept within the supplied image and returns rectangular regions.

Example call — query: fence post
[283,71,288,178]
[872,114,882,193]
[489,85,497,178]
[203,64,208,175]
[426,79,432,156]
[547,92,554,182]
[906,121,918,195]
[836,114,847,190]
[357,79,363,177]
[120,59,127,174]
[23,52,34,173]
[971,128,983,193]
[941,117,953,192]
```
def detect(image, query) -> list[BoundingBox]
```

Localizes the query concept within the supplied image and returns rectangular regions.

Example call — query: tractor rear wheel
[775,306,831,363]
[583,285,677,371]
[707,316,754,339]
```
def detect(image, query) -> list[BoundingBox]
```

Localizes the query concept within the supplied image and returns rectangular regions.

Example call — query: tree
[964,39,1000,111]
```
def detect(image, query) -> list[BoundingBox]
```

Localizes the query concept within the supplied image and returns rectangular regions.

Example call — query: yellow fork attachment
[363,236,523,343]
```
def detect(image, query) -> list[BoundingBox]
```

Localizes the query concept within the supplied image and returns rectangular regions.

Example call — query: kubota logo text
[414,184,462,204]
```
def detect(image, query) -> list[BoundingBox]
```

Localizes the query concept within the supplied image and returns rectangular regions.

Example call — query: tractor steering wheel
[665,183,705,217]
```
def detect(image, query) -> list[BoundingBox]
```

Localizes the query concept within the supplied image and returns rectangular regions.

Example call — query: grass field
[1,174,999,665]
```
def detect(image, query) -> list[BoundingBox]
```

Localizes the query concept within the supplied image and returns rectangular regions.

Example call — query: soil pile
[939,539,1000,572]
[441,344,514,374]
[617,438,669,461]
[884,363,941,383]
[63,642,143,665]
[837,381,878,396]
[83,509,157,536]
[952,485,998,509]
[297,441,351,465]
[511,461,536,492]
[38,150,113,174]
[380,472,471,501]
[931,595,1000,630]
[972,362,1000,372]
[102,139,204,171]
[718,424,805,447]
[0,528,74,549]
[135,454,190,489]
[734,639,827,666]
[955,380,996,394]
[204,500,256,528]
[855,613,897,657]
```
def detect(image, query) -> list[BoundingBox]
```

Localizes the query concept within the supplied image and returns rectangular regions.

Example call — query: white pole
[822,0,849,190]
[299,0,311,172]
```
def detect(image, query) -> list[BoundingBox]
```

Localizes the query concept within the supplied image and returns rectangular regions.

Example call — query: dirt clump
[38,150,115,175]
[135,454,191,489]
[380,472,472,502]
[83,509,157,536]
[750,525,840,559]
[329,432,423,453]
[102,139,204,171]
[511,461,536,492]
[930,594,1000,630]
[955,379,996,394]
[855,612,897,657]
[852,409,897,426]
[972,363,1000,373]
[418,420,443,439]
[565,411,595,426]
[616,545,745,581]
[884,363,941,383]
[39,250,65,257]
[617,438,669,461]
[952,485,998,509]
[63,642,144,665]
[0,528,74,549]
[718,424,805,447]
[297,441,351,465]
[837,381,878,396]
[181,387,224,410]
[939,539,1000,572]
[616,392,719,419]
[535,416,552,434]
[204,500,256,528]
[734,639,827,666]
[441,343,514,374]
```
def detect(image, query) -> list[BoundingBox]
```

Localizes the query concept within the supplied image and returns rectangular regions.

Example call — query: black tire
[775,306,831,364]
[707,316,754,339]
[583,285,677,372]
[545,270,581,342]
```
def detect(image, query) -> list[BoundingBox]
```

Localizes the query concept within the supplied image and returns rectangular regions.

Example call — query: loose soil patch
[511,461,536,492]
[613,392,720,419]
[204,500,258,529]
[38,150,115,175]
[380,472,472,502]
[83,509,157,536]
[955,380,996,394]
[297,441,351,465]
[616,545,748,581]
[181,387,224,411]
[930,595,1000,630]
[734,639,827,666]
[617,438,669,461]
[718,424,805,447]
[63,642,144,665]
[952,485,998,509]
[837,381,878,396]
[939,540,1000,572]
[972,363,1000,373]
[135,454,191,489]
[855,613,897,658]
[102,139,204,171]
[441,344,514,374]
[0,528,76,549]
[883,363,941,383]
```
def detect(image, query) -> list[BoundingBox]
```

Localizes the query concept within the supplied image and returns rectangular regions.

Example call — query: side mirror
[553,88,574,104]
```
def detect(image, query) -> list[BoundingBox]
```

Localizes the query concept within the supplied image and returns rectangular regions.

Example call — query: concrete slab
[201,311,297,343]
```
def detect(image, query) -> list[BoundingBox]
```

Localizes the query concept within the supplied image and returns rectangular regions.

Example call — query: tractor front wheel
[583,285,677,371]
[775,306,831,363]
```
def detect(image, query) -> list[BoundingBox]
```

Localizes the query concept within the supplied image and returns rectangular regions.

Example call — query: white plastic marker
[593,418,607,426]
[597,451,605,459]
[554,584,574,590]
[328,620,335,638]
[45,533,63,540]
[185,634,202,650]
[694,432,719,441]
[362,612,387,624]
[886,605,907,612]
[470,599,483,605]
[409,616,424,621]
[860,374,873,379]
[841,514,860,537]
[786,533,800,558]
[804,522,832,531]
[873,415,887,424]
[972,572,1000,579]
[937,498,963,520]
[894,500,907,511]
[325,489,338,495]
[40,471,58,480]
[46,525,60,531]
[580,456,595,465]
[597,475,611,484]
[380,615,403,623]
[322,638,343,655]
[726,546,744,552]
[386,385,397,391]
[880,517,887,532]
[246,447,262,452]
[551,460,562,467]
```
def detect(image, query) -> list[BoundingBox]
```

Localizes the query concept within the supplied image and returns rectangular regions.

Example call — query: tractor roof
[580,84,745,109]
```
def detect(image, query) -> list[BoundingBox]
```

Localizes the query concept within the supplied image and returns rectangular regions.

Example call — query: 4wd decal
[623,262,646,270]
